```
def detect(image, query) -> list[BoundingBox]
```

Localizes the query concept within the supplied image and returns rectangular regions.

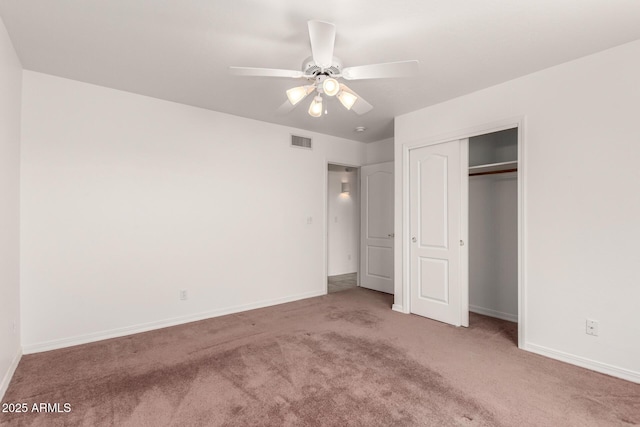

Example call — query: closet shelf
[469,160,518,176]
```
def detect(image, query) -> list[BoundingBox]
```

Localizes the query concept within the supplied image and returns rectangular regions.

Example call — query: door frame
[398,116,526,348]
[324,161,361,294]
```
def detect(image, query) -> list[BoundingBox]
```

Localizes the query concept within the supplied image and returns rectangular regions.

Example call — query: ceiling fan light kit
[337,89,358,110]
[286,85,314,106]
[229,20,419,118]
[322,77,340,96]
[308,96,323,118]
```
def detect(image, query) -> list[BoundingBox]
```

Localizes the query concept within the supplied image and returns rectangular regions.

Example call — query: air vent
[291,135,312,150]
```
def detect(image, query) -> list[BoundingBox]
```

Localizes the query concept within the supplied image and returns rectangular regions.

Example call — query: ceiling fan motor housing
[302,56,342,78]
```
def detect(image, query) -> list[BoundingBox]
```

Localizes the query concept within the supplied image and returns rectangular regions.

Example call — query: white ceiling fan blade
[229,67,304,78]
[342,60,419,80]
[351,95,373,115]
[276,99,297,115]
[339,84,373,115]
[308,20,335,69]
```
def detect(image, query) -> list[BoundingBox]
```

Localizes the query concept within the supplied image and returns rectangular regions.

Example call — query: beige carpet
[2,288,639,426]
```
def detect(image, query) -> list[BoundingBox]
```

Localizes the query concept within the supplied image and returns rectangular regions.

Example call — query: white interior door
[409,140,468,326]
[360,162,394,294]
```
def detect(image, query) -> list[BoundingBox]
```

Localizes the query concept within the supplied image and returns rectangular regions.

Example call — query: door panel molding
[418,257,449,303]
[418,153,449,249]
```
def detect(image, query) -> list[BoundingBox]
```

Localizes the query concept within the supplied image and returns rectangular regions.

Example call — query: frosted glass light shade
[337,90,358,110]
[308,96,323,117]
[286,86,311,105]
[322,78,339,96]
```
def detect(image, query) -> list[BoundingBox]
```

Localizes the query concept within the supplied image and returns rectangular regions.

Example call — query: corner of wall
[0,349,22,400]
[364,137,394,165]
[0,10,24,402]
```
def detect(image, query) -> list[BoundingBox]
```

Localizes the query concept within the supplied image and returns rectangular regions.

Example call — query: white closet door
[360,162,394,294]
[409,140,468,326]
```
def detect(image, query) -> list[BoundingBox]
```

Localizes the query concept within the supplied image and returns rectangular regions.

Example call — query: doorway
[327,164,359,293]
[404,122,523,346]
[468,128,518,324]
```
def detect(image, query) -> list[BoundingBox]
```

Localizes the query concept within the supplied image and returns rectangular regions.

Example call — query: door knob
[412,237,417,243]
[460,240,464,246]
[388,233,395,238]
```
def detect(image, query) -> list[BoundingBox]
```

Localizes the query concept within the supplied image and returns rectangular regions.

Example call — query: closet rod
[469,168,517,177]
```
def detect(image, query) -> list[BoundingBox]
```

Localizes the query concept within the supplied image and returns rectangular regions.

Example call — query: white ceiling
[2,1,640,143]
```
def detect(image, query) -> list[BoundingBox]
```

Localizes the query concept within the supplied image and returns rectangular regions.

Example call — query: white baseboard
[469,305,518,323]
[524,342,640,384]
[327,271,357,278]
[0,349,22,401]
[23,290,325,355]
[392,304,407,313]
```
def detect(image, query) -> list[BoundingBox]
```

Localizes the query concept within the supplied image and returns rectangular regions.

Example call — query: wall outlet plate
[586,319,599,336]
[180,290,188,301]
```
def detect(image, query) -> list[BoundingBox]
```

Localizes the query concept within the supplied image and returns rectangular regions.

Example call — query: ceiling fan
[229,20,419,118]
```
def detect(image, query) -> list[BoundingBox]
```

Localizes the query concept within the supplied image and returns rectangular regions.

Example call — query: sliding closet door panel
[409,139,468,326]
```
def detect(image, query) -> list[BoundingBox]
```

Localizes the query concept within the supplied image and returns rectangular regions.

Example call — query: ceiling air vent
[291,134,312,150]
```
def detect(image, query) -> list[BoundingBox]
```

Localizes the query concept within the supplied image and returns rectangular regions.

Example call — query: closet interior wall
[468,129,518,322]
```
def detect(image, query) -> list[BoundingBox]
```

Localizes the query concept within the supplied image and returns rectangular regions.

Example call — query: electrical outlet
[586,319,599,336]
[180,290,188,301]
[10,321,17,335]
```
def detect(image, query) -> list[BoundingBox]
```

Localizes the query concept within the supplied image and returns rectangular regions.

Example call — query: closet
[468,128,518,323]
